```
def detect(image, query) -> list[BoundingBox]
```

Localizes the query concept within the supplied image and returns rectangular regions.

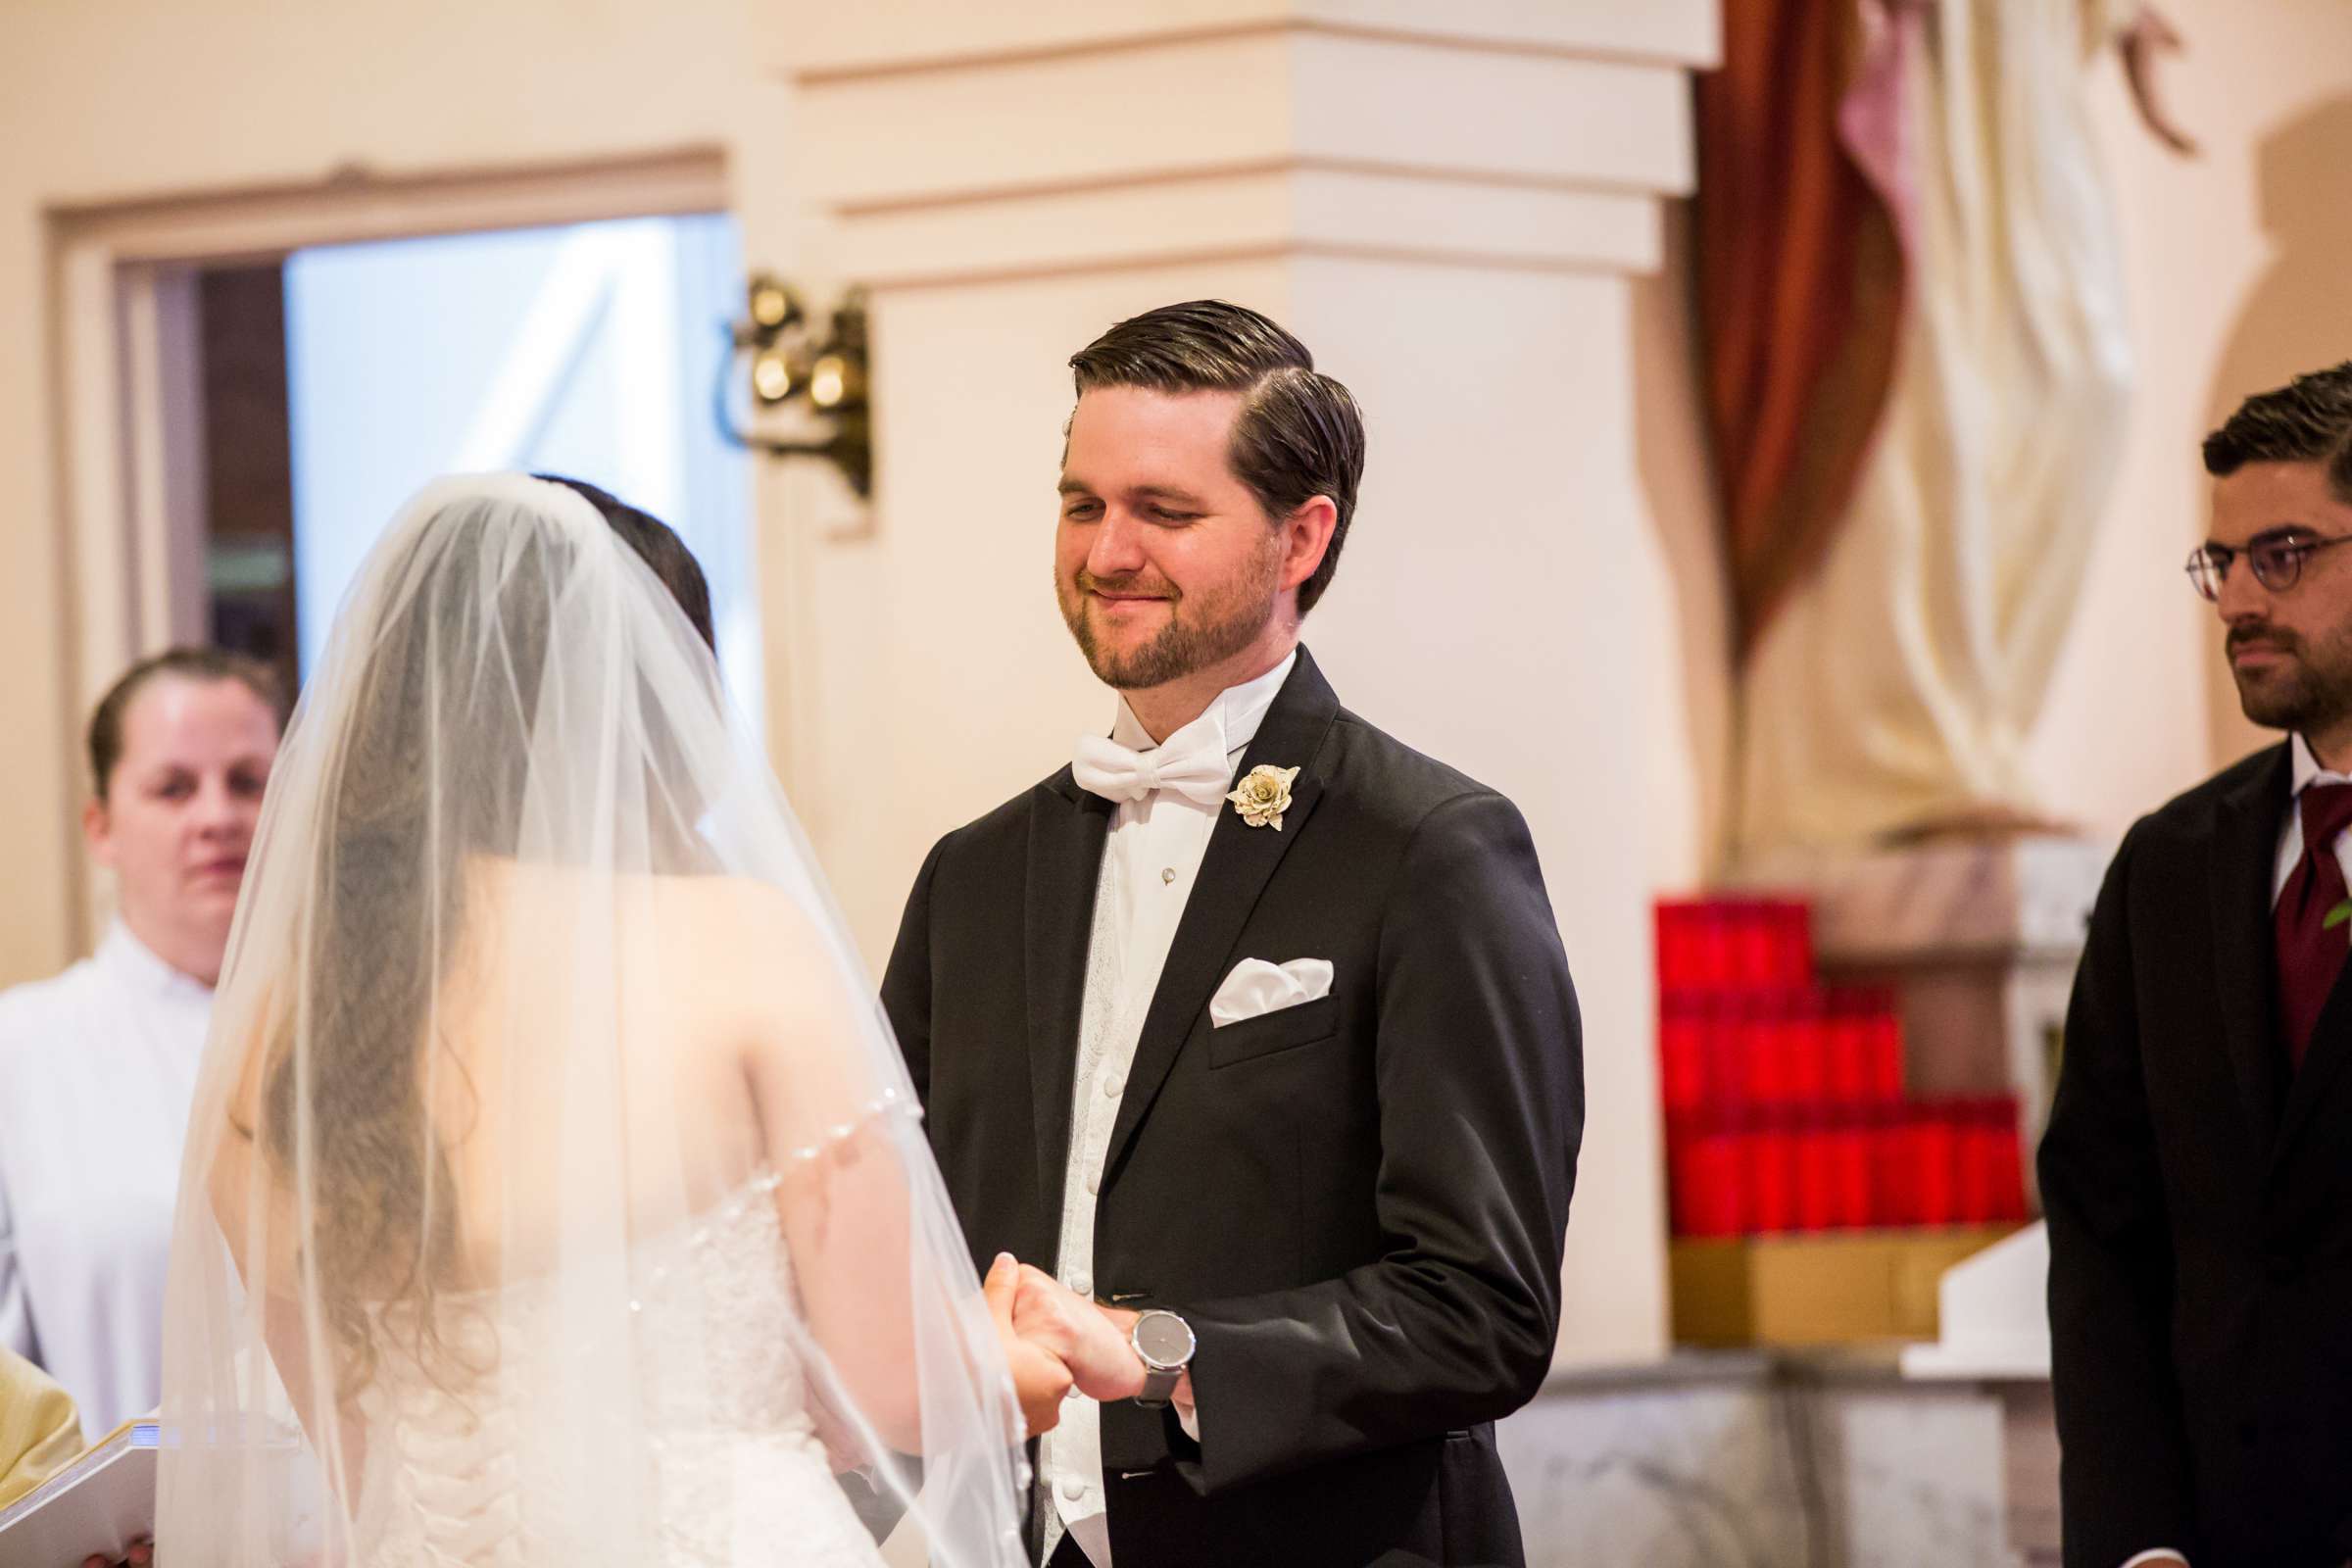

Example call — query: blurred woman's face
[83,676,281,986]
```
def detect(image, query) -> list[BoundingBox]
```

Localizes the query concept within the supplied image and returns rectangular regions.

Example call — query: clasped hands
[983,1253,1193,1439]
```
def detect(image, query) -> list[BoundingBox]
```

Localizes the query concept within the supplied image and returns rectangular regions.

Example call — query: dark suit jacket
[2042,742,2352,1568]
[881,647,1583,1568]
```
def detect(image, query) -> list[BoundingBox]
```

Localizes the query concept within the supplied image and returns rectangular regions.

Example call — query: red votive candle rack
[1656,896,2032,1238]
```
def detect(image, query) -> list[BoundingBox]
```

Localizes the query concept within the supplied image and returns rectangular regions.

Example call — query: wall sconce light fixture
[717,274,870,496]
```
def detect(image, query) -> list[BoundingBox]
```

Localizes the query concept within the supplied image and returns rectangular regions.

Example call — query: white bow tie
[1072,733,1232,808]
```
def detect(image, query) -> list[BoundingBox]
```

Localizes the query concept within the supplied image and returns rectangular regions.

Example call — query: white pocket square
[1209,956,1335,1028]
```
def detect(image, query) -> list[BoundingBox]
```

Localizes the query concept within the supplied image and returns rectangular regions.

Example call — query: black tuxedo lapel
[2211,745,2291,1154]
[1027,768,1112,1212]
[1101,648,1343,1184]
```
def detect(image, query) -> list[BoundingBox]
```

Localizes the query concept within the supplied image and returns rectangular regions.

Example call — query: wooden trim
[57,244,134,716]
[120,265,210,655]
[154,270,211,649]
[53,244,132,948]
[50,146,729,267]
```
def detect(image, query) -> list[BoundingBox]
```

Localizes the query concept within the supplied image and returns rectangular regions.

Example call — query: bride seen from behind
[156,474,1054,1567]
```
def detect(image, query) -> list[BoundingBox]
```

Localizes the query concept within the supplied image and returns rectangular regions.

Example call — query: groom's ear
[1276,496,1340,601]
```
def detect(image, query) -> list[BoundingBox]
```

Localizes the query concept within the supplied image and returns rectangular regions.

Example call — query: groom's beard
[1059,551,1282,692]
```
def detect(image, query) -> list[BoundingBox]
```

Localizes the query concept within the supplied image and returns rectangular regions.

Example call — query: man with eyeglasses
[2042,362,2352,1568]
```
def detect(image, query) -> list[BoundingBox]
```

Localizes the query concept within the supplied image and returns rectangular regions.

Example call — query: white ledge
[795,30,1692,208]
[771,3,1719,81]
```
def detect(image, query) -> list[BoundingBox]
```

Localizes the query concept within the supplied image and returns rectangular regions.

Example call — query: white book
[0,1417,157,1565]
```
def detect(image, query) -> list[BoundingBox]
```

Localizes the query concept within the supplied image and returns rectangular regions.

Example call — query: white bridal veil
[156,474,1026,1566]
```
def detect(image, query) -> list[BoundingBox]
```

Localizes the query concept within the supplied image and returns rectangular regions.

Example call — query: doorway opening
[192,212,758,716]
[51,150,746,940]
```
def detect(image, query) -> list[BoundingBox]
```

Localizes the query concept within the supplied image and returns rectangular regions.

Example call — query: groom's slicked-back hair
[1070,300,1364,614]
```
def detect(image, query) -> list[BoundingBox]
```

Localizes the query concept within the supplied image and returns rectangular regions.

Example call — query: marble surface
[1499,1353,2024,1568]
[1500,1381,1809,1566]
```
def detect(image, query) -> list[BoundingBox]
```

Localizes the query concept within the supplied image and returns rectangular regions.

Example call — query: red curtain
[1694,0,1913,662]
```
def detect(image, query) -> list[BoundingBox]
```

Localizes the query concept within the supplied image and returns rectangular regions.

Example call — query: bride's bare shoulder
[645,874,842,993]
[647,870,817,932]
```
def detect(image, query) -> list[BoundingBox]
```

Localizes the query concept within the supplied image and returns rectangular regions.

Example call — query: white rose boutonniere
[1226,764,1300,831]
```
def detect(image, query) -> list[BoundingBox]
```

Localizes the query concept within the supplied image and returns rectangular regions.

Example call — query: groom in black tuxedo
[881,301,1582,1567]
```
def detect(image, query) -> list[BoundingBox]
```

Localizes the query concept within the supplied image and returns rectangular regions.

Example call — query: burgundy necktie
[2275,782,2352,1067]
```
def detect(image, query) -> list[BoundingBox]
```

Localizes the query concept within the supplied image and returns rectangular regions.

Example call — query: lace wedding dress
[350,1170,886,1568]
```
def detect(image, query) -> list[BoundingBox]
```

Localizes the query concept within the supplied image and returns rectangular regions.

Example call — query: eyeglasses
[2185,533,2352,601]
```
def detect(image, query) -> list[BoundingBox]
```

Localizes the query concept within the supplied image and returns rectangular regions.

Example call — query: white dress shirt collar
[2273,734,2352,907]
[1106,649,1298,762]
[98,920,215,1004]
[2290,731,2352,797]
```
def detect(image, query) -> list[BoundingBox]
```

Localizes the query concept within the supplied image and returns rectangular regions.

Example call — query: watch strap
[1134,1364,1182,1408]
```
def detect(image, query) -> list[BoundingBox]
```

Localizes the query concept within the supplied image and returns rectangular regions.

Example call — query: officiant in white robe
[0,651,280,1442]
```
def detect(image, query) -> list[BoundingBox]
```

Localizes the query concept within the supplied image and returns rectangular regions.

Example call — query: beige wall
[1633,207,1736,892]
[1292,259,1666,1363]
[0,0,788,980]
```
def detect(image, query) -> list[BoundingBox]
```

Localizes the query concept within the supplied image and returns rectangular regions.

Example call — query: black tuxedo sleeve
[881,836,949,1107]
[1168,790,1583,1495]
[2037,823,2197,1566]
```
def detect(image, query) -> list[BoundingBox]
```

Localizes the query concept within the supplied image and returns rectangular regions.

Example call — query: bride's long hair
[262,486,712,1400]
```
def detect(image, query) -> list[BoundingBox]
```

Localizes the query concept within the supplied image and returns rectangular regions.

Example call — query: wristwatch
[1129,1308,1197,1408]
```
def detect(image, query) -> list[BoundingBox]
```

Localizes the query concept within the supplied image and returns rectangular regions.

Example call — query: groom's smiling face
[1055,385,1288,692]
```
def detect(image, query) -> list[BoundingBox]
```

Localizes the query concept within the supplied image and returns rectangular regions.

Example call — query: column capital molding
[769,5,1718,285]
[769,3,1718,79]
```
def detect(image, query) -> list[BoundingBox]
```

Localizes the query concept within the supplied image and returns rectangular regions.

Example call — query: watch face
[1134,1310,1195,1368]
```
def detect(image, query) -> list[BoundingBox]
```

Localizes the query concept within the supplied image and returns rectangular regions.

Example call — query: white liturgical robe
[0,922,214,1441]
